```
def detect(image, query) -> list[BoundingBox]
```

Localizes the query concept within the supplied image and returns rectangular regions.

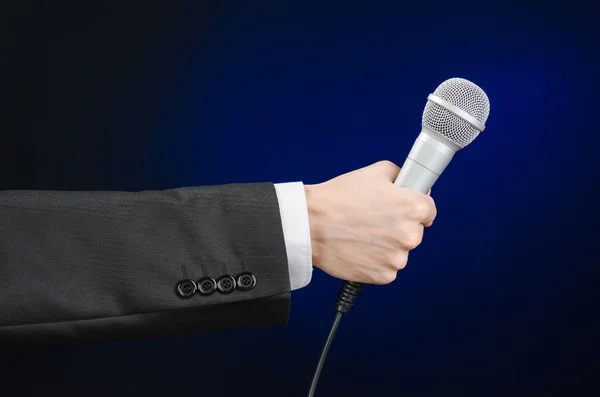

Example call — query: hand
[305,160,437,285]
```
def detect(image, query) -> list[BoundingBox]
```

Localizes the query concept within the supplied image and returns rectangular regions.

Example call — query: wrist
[304,184,324,269]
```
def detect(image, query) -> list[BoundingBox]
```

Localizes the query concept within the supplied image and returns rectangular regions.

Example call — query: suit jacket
[0,182,291,345]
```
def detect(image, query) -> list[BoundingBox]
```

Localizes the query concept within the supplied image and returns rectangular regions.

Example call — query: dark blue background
[2,1,598,396]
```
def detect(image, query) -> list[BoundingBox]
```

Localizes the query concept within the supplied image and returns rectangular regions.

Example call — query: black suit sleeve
[0,183,291,345]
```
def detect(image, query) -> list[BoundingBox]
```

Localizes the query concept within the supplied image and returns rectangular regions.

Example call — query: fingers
[394,188,437,226]
[398,224,424,250]
[376,163,437,226]
[422,195,437,226]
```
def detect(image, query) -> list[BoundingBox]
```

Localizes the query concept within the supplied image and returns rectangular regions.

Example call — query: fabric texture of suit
[0,183,291,345]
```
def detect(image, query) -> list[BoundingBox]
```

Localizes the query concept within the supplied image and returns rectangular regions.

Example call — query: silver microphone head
[422,78,490,149]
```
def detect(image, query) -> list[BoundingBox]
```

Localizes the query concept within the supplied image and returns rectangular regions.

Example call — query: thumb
[371,160,401,182]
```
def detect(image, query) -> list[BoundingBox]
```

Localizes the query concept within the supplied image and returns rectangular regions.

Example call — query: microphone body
[394,128,457,194]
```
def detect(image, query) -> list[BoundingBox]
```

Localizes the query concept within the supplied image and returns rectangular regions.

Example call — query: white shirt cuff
[273,182,313,291]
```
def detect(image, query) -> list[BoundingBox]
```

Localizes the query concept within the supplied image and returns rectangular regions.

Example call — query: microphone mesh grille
[422,78,490,148]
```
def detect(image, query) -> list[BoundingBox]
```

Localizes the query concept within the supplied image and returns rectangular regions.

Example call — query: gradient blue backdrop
[2,1,598,396]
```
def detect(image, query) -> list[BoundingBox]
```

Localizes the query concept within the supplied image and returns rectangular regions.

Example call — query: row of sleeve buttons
[175,272,257,299]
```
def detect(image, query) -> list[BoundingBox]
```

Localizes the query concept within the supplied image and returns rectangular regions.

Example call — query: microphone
[394,77,491,194]
[307,77,491,397]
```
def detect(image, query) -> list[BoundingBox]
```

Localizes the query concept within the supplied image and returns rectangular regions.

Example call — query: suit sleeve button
[236,272,256,291]
[216,275,236,294]
[176,279,197,298]
[197,277,217,296]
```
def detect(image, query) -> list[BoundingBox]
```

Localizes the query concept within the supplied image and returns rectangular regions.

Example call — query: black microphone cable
[307,281,364,397]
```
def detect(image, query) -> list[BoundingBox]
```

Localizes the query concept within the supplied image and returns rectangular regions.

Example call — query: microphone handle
[394,130,457,194]
[394,158,439,194]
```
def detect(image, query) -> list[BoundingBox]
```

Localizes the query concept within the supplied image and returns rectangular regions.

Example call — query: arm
[0,161,439,345]
[0,183,291,344]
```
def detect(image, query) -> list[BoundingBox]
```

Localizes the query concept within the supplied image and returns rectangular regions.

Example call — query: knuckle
[389,250,408,270]
[377,160,395,168]
[391,231,406,246]
[428,194,437,208]
[372,270,397,285]
[404,230,423,249]
[427,196,437,217]
[375,160,399,173]
[412,199,432,220]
